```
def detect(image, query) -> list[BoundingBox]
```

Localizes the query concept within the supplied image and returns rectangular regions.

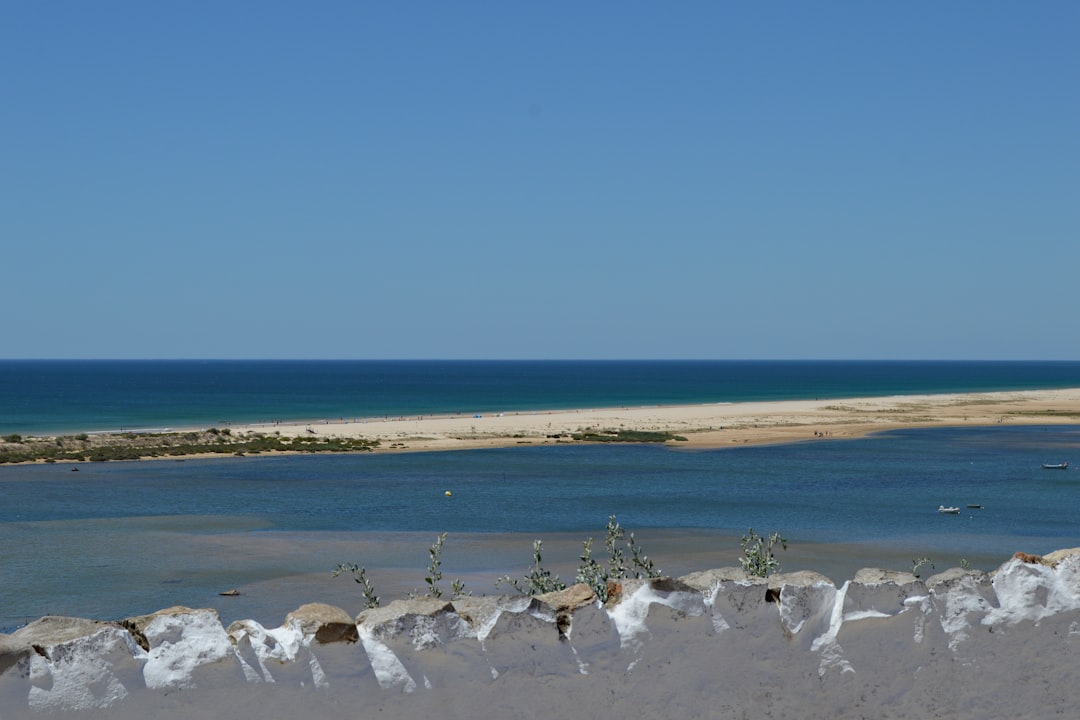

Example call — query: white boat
[1041,461,1069,470]
[938,505,961,514]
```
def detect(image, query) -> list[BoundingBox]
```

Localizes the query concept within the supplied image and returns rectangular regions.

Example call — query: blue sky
[3,2,1077,360]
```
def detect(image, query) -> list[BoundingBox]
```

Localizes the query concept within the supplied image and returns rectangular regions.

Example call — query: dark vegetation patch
[570,429,688,443]
[1007,410,1080,419]
[0,430,379,464]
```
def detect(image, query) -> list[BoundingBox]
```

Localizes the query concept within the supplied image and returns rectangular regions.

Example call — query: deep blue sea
[2,360,1080,631]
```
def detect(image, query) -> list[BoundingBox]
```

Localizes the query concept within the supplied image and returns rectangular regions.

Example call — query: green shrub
[570,429,683,443]
[575,515,661,601]
[425,533,447,598]
[739,528,787,577]
[576,537,607,599]
[497,540,567,595]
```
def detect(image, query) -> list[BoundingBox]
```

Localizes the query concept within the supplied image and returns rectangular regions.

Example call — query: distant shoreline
[229,387,1080,454]
[6,388,1078,465]
[6,359,1080,439]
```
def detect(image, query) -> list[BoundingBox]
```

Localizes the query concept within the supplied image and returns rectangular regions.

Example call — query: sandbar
[230,387,1080,453]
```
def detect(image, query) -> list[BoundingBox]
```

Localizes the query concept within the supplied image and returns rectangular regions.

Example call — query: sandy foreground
[230,387,1080,452]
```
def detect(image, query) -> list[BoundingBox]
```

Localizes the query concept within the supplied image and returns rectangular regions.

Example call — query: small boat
[938,505,961,514]
[967,504,983,509]
[1042,462,1069,470]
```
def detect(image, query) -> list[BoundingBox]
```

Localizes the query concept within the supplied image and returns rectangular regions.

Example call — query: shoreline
[228,387,1080,454]
[4,388,1080,465]
[1,523,1056,635]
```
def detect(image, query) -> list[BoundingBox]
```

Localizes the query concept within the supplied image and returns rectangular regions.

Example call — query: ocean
[4,359,1080,435]
[2,360,1080,631]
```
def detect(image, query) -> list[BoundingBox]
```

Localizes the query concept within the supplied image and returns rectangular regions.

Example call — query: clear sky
[3,2,1077,360]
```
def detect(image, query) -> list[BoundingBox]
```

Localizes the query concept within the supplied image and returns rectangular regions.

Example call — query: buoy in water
[445,491,452,497]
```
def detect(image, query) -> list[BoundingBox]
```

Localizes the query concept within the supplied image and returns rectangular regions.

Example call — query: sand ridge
[230,387,1080,453]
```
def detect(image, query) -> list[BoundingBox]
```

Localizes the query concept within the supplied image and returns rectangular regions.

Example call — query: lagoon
[2,424,1078,630]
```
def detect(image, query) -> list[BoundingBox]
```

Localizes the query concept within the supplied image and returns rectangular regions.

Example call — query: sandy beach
[230,387,1080,453]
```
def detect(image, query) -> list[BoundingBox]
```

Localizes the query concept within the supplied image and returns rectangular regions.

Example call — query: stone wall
[2,551,1079,719]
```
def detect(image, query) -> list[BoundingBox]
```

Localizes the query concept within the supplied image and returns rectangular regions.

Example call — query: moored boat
[938,505,961,514]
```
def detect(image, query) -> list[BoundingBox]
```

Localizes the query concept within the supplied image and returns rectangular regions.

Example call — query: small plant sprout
[912,557,935,578]
[739,528,788,578]
[422,532,467,599]
[575,536,608,600]
[604,515,628,580]
[332,563,381,609]
[627,531,660,578]
[425,533,447,598]
[497,539,567,595]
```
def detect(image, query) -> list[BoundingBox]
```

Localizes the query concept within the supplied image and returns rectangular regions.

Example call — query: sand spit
[6,388,1079,465]
[234,387,1080,453]
[4,550,1080,719]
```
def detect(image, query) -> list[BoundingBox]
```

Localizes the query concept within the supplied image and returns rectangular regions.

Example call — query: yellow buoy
[445,491,452,497]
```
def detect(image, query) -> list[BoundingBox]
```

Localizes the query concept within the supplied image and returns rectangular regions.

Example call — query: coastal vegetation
[339,519,793,608]
[739,528,788,577]
[0,425,695,466]
[569,428,688,443]
[336,516,665,607]
[0,429,380,464]
[421,532,468,600]
[574,515,662,601]
[496,539,567,595]
[1006,409,1080,419]
[334,515,666,604]
[331,563,381,609]
[335,532,469,608]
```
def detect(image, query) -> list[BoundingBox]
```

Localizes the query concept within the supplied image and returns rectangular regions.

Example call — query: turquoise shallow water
[2,425,1079,630]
